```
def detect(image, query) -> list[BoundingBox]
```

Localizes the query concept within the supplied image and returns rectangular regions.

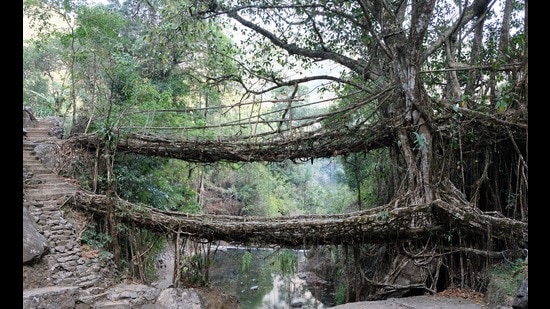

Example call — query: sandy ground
[330,295,495,309]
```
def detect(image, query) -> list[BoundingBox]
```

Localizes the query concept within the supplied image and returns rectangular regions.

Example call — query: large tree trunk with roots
[387,0,437,205]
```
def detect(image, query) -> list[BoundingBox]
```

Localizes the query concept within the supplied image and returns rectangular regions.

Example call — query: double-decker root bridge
[24,100,527,298]
[59,102,527,250]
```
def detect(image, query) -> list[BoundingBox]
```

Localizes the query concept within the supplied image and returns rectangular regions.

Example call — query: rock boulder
[512,278,528,309]
[23,206,49,264]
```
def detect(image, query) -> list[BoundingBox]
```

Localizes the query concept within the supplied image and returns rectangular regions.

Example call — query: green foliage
[81,221,113,259]
[22,44,58,115]
[412,132,429,150]
[272,249,298,276]
[74,5,127,46]
[143,238,166,281]
[114,155,200,212]
[218,163,285,216]
[485,258,527,306]
[270,159,355,215]
[443,226,457,242]
[315,183,355,214]
[116,226,167,282]
[494,83,515,113]
[23,38,73,116]
[340,149,392,209]
[335,282,347,305]
[241,250,253,273]
[211,159,355,216]
[182,254,211,286]
[375,210,391,222]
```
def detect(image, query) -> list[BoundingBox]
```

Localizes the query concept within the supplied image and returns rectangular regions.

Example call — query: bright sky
[23,15,33,41]
[23,10,71,42]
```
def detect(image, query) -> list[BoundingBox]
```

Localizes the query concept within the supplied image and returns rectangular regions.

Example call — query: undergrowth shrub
[485,257,527,306]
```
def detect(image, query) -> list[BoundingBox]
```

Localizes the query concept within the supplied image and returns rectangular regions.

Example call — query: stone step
[23,159,49,166]
[25,129,53,134]
[23,168,50,174]
[23,286,80,309]
[23,143,38,150]
[25,181,79,190]
[23,158,44,166]
[22,155,41,162]
[94,300,131,309]
[24,189,77,201]
[23,166,56,175]
[24,130,55,136]
[27,137,61,143]
[22,158,47,165]
[26,199,60,209]
[25,125,56,132]
[25,129,53,133]
[22,149,39,155]
[26,134,59,139]
[25,174,67,182]
[24,179,77,192]
[24,134,56,140]
[25,179,79,189]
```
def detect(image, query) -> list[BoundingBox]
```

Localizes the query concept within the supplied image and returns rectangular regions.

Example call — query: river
[208,246,333,309]
[154,243,335,309]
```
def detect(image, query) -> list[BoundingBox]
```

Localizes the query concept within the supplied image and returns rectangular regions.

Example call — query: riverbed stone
[153,287,203,309]
[512,278,528,309]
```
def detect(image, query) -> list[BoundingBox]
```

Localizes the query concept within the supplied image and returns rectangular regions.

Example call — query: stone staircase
[23,117,110,308]
[23,118,78,200]
[22,117,210,309]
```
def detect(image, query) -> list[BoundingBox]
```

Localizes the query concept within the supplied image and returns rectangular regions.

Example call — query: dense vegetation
[23,0,527,305]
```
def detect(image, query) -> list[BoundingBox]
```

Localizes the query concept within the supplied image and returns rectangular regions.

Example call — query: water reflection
[259,273,325,309]
[208,246,328,309]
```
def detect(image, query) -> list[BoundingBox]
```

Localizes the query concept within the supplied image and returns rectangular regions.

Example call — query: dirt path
[330,295,494,309]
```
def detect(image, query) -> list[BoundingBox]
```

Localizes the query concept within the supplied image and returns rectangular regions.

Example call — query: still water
[208,246,333,309]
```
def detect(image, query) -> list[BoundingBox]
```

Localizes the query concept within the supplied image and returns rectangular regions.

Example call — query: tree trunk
[386,0,437,205]
[105,146,121,265]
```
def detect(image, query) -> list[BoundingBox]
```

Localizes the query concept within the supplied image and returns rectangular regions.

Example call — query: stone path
[22,117,201,309]
[23,118,109,308]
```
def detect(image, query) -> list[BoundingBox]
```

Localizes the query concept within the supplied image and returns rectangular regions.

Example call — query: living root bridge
[66,123,395,163]
[66,191,527,249]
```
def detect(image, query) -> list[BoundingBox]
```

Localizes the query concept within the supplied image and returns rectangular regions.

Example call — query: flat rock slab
[23,286,80,309]
[331,295,491,309]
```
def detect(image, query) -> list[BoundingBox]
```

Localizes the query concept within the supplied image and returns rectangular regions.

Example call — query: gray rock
[512,278,528,309]
[291,298,305,307]
[23,106,37,127]
[94,300,131,309]
[23,207,49,264]
[153,287,203,309]
[23,286,79,309]
[49,126,65,139]
[107,284,160,307]
[33,142,59,170]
